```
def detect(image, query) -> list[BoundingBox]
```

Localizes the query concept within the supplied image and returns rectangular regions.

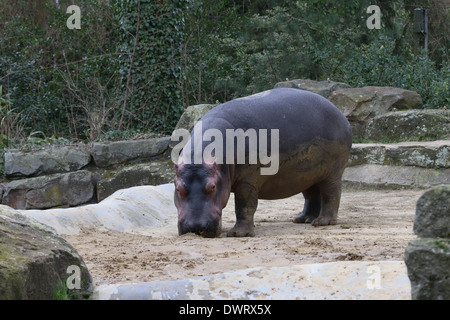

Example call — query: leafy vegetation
[0,0,448,145]
[52,281,71,300]
[183,0,449,105]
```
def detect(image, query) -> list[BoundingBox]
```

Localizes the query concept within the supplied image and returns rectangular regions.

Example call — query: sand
[64,189,422,286]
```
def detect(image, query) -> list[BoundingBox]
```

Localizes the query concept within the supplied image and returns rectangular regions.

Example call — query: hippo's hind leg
[312,176,343,226]
[293,186,321,223]
[228,183,258,237]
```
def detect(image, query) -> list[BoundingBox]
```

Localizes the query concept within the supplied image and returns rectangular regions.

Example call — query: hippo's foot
[227,222,255,237]
[293,213,336,226]
[293,212,319,224]
[294,195,321,224]
[311,216,337,227]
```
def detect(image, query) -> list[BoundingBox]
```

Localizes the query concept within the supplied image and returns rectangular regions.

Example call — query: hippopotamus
[173,88,352,237]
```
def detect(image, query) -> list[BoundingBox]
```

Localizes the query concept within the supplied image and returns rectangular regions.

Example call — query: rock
[404,185,450,300]
[365,109,450,142]
[413,185,450,238]
[4,146,91,178]
[405,238,450,300]
[21,184,177,236]
[1,171,94,209]
[329,86,423,122]
[169,104,217,149]
[274,79,351,98]
[343,164,450,189]
[92,137,170,168]
[96,160,175,202]
[349,141,450,169]
[0,205,93,299]
[350,122,368,142]
[92,261,410,300]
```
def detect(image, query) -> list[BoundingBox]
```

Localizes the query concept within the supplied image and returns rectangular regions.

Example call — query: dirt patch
[64,189,422,286]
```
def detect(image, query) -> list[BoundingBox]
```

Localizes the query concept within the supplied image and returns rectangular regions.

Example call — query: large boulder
[0,205,93,299]
[405,238,450,300]
[92,137,170,168]
[413,185,450,239]
[329,86,423,123]
[4,146,91,178]
[1,170,95,209]
[96,160,175,202]
[404,185,450,300]
[365,109,450,142]
[274,79,351,98]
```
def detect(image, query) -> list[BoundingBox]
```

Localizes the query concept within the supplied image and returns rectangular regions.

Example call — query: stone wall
[2,80,449,209]
[343,141,450,189]
[0,137,174,209]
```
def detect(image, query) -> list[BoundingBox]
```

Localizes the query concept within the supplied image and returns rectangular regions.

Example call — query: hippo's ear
[204,161,218,176]
[174,155,185,175]
[174,163,181,176]
[212,162,218,175]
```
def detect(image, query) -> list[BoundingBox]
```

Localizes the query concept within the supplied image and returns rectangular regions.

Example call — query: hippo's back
[202,88,352,153]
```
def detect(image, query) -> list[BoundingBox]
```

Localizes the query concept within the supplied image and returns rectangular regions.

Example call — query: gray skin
[174,88,352,238]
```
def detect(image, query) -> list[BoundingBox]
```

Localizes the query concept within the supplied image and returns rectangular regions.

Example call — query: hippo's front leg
[228,183,258,237]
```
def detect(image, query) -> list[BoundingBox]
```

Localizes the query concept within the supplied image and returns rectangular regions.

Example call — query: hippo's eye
[176,184,187,197]
[205,182,216,194]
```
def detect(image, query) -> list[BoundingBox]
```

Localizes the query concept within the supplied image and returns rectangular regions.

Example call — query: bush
[0,0,122,139]
[182,0,449,109]
[322,36,449,108]
[0,0,187,139]
[0,85,22,148]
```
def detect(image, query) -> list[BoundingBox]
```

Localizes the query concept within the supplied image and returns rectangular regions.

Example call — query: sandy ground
[64,189,422,286]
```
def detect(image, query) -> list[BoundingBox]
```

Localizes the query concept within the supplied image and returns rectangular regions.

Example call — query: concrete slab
[92,261,410,300]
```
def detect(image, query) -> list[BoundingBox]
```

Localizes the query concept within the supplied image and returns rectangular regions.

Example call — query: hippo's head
[174,161,231,238]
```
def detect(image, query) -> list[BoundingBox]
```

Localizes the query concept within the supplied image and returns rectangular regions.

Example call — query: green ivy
[114,0,186,135]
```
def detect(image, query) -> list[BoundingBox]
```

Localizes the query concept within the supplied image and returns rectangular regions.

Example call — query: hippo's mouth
[178,220,222,238]
[198,229,221,238]
[196,220,222,238]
